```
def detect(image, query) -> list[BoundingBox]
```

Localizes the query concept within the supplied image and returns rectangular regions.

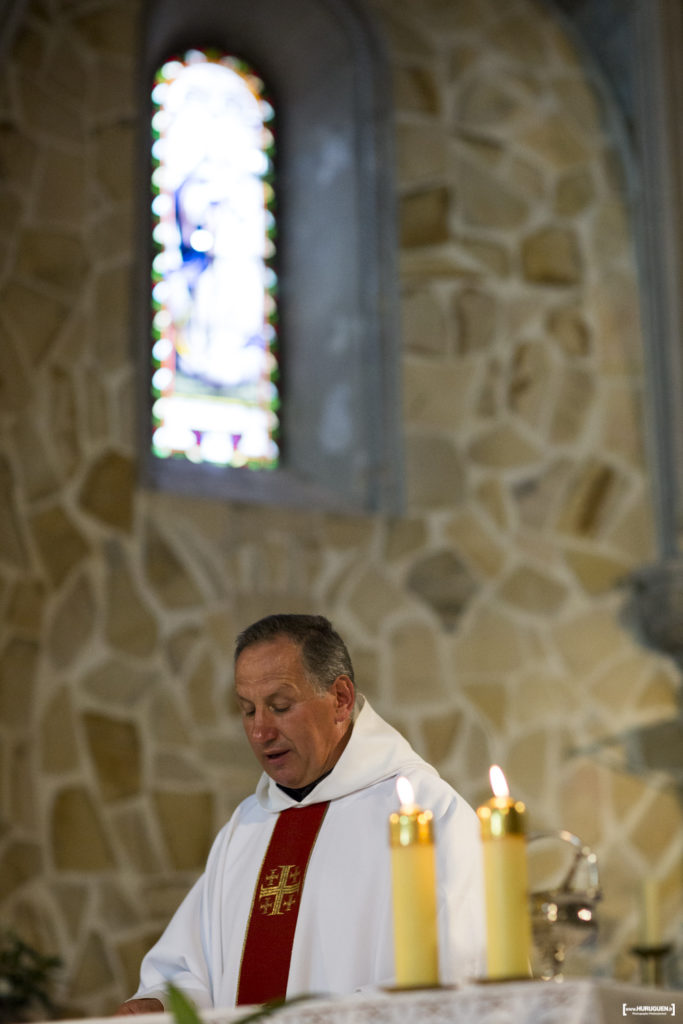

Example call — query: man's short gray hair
[234,613,355,694]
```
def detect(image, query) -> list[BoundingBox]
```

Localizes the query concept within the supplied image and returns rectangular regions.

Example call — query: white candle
[476,765,532,980]
[389,776,439,988]
[640,878,662,946]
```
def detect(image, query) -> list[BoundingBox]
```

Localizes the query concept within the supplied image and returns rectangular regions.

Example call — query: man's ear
[331,674,355,722]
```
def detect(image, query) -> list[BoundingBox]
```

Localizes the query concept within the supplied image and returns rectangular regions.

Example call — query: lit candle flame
[396,775,416,810]
[489,764,509,798]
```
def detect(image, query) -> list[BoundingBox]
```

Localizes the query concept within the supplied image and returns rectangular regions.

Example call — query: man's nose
[250,709,277,742]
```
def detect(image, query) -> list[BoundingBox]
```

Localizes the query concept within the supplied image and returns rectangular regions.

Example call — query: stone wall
[0,0,681,1016]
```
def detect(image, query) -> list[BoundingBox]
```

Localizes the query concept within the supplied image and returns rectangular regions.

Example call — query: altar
[77,981,680,1024]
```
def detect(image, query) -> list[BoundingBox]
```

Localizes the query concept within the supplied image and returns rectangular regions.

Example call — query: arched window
[149,50,280,471]
[136,0,402,514]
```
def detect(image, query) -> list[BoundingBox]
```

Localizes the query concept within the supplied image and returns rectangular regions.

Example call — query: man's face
[234,636,354,789]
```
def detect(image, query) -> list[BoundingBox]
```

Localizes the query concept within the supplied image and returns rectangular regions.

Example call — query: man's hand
[115,998,165,1015]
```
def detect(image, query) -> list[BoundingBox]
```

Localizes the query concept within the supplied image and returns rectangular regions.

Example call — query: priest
[117,613,485,1013]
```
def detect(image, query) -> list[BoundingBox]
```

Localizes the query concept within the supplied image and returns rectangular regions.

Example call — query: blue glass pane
[149,49,279,469]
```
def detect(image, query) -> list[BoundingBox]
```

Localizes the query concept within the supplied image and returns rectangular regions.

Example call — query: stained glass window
[149,49,279,470]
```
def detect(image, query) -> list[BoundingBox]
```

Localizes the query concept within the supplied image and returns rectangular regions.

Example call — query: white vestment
[132,698,486,1008]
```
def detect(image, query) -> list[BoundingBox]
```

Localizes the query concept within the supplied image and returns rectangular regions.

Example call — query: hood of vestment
[254,695,436,812]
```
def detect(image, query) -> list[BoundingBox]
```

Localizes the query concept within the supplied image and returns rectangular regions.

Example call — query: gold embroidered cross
[258,864,302,916]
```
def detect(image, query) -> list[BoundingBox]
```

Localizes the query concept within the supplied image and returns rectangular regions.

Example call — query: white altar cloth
[57,980,680,1024]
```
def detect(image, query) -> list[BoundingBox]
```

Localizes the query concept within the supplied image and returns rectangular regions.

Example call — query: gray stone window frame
[134,0,403,515]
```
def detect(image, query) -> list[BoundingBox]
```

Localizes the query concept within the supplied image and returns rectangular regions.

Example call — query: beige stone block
[79,451,135,531]
[2,279,69,362]
[384,518,428,561]
[421,709,463,766]
[552,607,630,675]
[83,658,158,707]
[520,113,590,170]
[461,718,494,781]
[460,679,508,731]
[475,478,509,531]
[507,155,545,201]
[403,360,470,430]
[105,540,159,657]
[559,760,609,848]
[0,333,32,417]
[629,788,682,861]
[498,565,568,616]
[116,932,164,999]
[393,65,439,115]
[84,712,141,801]
[457,156,529,229]
[636,668,679,717]
[453,606,526,674]
[347,566,407,631]
[489,13,555,64]
[444,509,506,578]
[13,417,60,501]
[512,670,575,726]
[549,366,595,444]
[0,637,39,729]
[401,288,448,356]
[16,229,87,296]
[453,286,497,354]
[396,123,448,186]
[598,382,646,467]
[93,121,134,202]
[71,932,116,997]
[29,503,89,588]
[407,549,477,629]
[93,264,133,371]
[546,304,592,357]
[0,841,43,902]
[507,728,553,802]
[468,421,542,468]
[47,570,96,670]
[405,434,465,509]
[167,625,202,674]
[48,366,81,478]
[555,167,596,216]
[154,790,215,870]
[507,339,553,428]
[388,621,442,703]
[564,545,633,595]
[555,76,605,136]
[457,236,511,278]
[0,457,30,569]
[590,654,646,717]
[41,686,80,774]
[15,70,83,141]
[9,739,36,830]
[555,459,624,538]
[6,579,46,635]
[458,76,526,129]
[148,693,191,746]
[400,186,450,247]
[522,226,582,285]
[51,881,89,940]
[188,652,218,726]
[73,2,138,56]
[0,125,39,189]
[112,806,160,872]
[589,272,643,374]
[34,147,87,223]
[154,752,205,784]
[589,200,630,264]
[52,787,115,870]
[512,458,573,530]
[143,521,205,610]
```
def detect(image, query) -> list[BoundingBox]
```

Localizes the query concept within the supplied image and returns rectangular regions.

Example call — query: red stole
[236,801,330,1005]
